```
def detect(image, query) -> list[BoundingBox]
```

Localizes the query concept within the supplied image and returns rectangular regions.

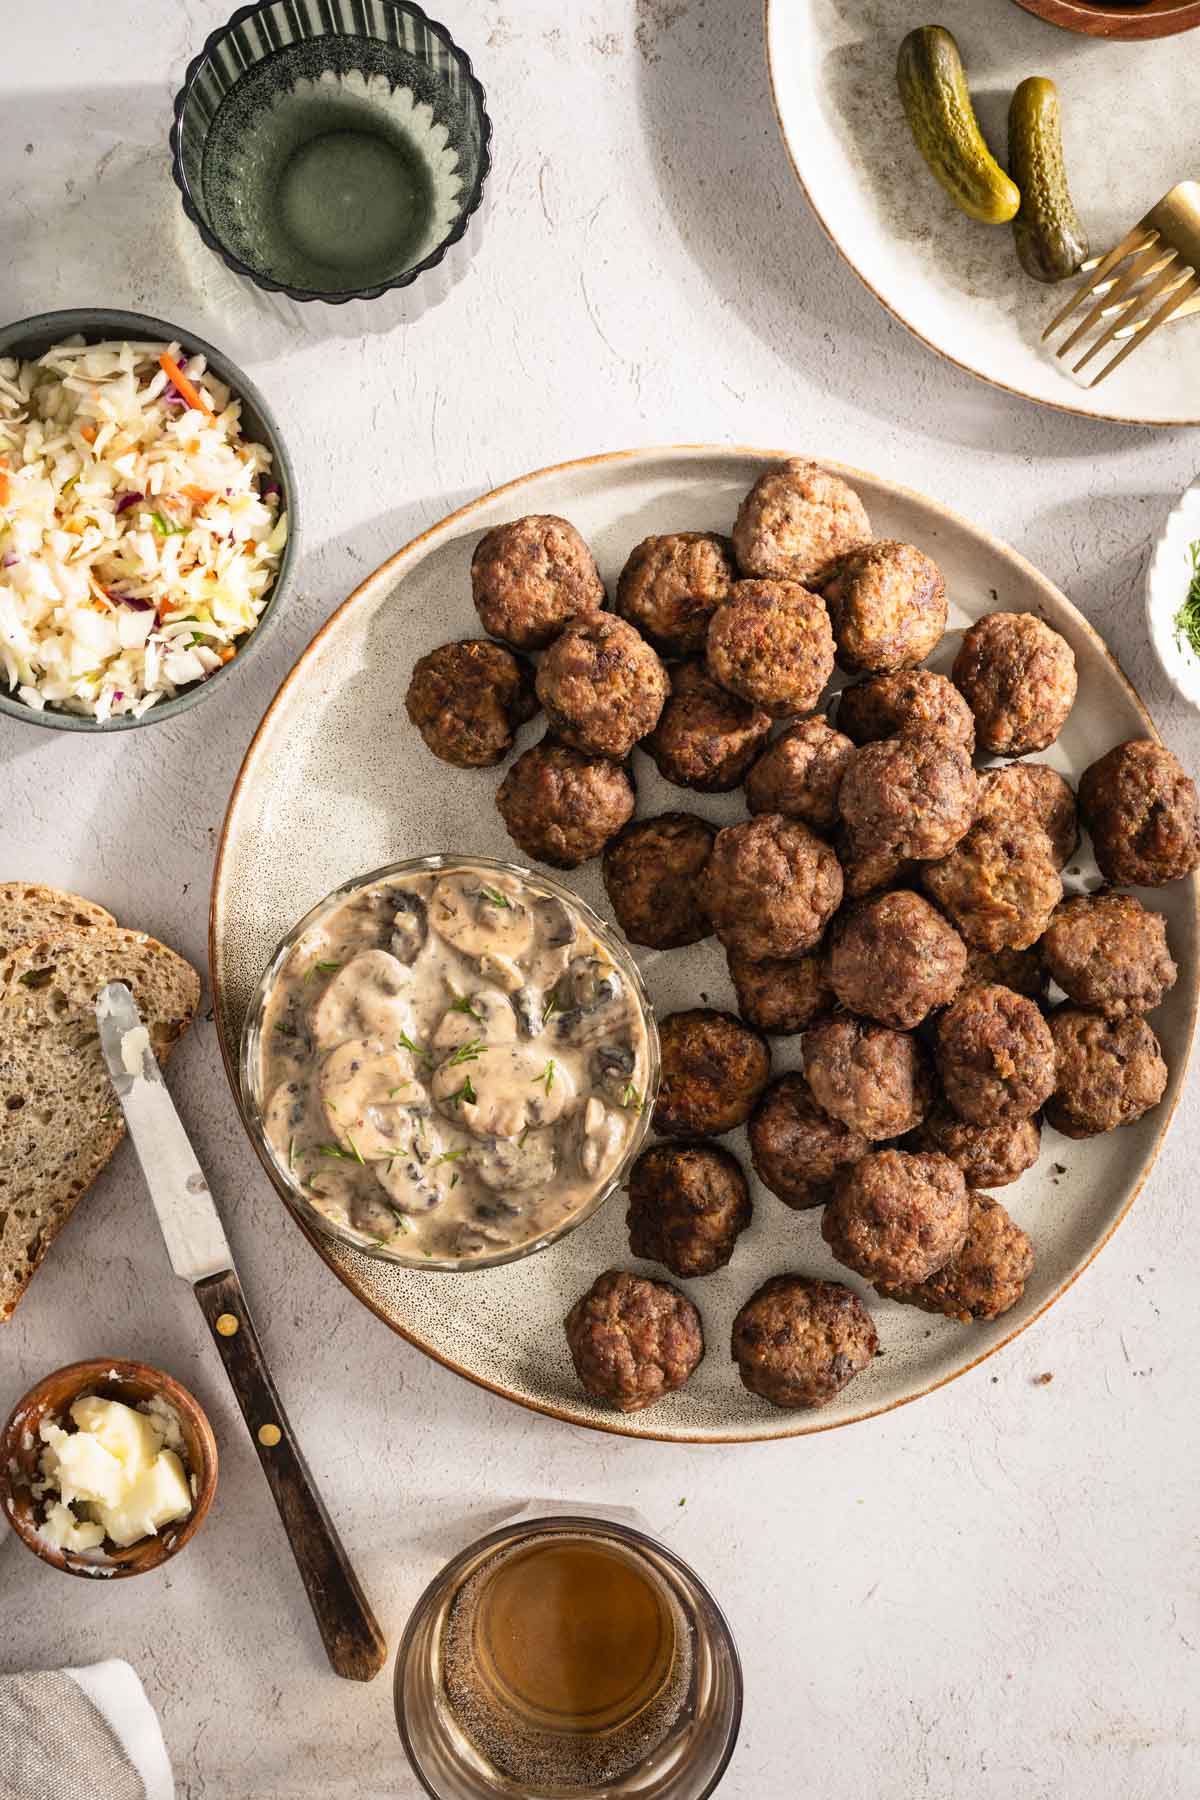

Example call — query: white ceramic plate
[765,0,1200,425]
[210,447,1197,1442]
[1146,480,1200,709]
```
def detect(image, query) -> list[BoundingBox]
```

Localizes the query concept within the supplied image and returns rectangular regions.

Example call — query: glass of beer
[395,1507,742,1798]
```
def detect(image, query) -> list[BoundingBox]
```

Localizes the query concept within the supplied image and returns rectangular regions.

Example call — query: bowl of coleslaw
[0,308,298,731]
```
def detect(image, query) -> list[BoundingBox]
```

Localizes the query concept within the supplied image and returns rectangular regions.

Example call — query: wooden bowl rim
[0,1357,218,1580]
[1011,0,1200,40]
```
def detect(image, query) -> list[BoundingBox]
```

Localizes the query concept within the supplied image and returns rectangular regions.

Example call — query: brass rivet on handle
[215,1313,239,1337]
[258,1423,282,1447]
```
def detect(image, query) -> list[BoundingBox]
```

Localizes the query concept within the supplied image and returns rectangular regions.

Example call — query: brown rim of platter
[209,444,1200,1444]
[761,0,1200,427]
[1011,0,1200,38]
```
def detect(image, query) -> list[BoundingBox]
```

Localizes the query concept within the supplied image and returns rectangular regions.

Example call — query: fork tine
[1073,259,1192,372]
[1055,243,1176,359]
[1042,223,1157,341]
[1086,269,1200,387]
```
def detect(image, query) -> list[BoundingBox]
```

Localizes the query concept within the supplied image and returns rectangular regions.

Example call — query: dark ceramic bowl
[0,307,299,733]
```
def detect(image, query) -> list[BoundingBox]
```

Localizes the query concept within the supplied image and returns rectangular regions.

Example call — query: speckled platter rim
[210,445,1199,1443]
[762,0,1200,429]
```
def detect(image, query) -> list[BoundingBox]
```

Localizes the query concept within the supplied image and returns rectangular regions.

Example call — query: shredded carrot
[187,440,200,455]
[158,350,216,422]
[80,425,97,444]
[0,459,9,507]
[181,484,215,504]
[88,575,113,608]
[218,644,236,664]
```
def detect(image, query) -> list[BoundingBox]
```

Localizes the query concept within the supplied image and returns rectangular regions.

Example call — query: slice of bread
[0,882,116,961]
[0,927,200,1322]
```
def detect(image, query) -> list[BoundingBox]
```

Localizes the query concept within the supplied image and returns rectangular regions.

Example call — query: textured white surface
[1,3,1199,1797]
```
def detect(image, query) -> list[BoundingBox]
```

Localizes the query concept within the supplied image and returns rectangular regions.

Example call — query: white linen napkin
[0,1659,174,1799]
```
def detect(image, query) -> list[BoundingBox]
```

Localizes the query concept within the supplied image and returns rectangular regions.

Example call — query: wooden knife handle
[194,1268,387,1682]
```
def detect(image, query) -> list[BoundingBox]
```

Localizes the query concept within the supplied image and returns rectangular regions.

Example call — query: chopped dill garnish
[621,1082,642,1111]
[384,1204,410,1233]
[315,959,341,973]
[542,987,561,1024]
[480,885,511,909]
[447,1037,485,1067]
[436,1148,468,1164]
[344,1132,365,1165]
[518,1125,530,1148]
[450,1172,460,1189]
[1174,540,1200,657]
[448,990,483,1021]
[387,1084,408,1098]
[445,1075,478,1108]
[317,1142,355,1161]
[397,1031,430,1064]
[533,1059,556,1094]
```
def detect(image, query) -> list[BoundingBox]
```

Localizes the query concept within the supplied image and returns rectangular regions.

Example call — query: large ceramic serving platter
[211,447,1197,1442]
[765,0,1200,425]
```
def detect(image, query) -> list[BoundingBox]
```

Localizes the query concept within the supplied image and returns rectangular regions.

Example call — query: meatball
[834,830,917,901]
[726,948,834,1036]
[404,638,538,768]
[653,1008,771,1138]
[879,1192,1033,1322]
[496,740,634,868]
[745,715,855,830]
[1040,893,1176,1019]
[1045,1008,1168,1138]
[837,669,975,751]
[839,730,977,862]
[921,821,1062,951]
[626,1143,751,1278]
[952,612,1077,756]
[1078,739,1200,887]
[732,459,872,585]
[700,815,843,961]
[706,579,835,718]
[935,983,1056,1125]
[827,890,966,1030]
[731,1275,877,1410]
[749,1072,869,1209]
[803,1016,933,1139]
[822,1148,969,1287]
[952,943,1047,1003]
[643,658,772,792]
[564,1270,703,1412]
[910,1102,1041,1189]
[471,514,605,650]
[602,813,714,950]
[535,614,668,759]
[975,763,1078,870]
[615,532,736,657]
[821,540,947,675]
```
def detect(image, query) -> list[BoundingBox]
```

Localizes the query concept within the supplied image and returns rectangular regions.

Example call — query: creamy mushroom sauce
[258,867,651,1261]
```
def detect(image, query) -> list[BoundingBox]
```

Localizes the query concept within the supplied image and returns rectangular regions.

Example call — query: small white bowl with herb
[1146,482,1200,711]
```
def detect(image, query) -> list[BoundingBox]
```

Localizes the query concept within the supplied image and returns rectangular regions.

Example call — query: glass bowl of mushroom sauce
[240,856,660,1271]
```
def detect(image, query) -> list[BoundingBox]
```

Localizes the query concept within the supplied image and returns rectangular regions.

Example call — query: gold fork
[1043,181,1200,388]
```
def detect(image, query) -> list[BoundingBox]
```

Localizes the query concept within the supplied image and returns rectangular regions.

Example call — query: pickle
[1008,77,1089,283]
[897,26,1020,226]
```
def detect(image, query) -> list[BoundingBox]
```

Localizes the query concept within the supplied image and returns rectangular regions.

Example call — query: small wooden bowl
[1011,0,1200,40]
[0,1358,218,1580]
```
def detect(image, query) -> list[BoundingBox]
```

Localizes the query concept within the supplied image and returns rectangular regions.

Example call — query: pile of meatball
[404,458,1200,1419]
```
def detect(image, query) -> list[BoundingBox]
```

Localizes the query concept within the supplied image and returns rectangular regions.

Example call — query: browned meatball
[653,1008,771,1138]
[834,830,918,901]
[472,514,605,650]
[627,1143,751,1278]
[878,1192,1033,1321]
[496,740,634,868]
[823,1148,968,1286]
[564,1270,703,1412]
[952,942,1047,1002]
[921,821,1062,951]
[827,890,966,1030]
[405,638,537,768]
[602,813,714,950]
[726,948,834,1036]
[706,580,836,718]
[839,730,977,861]
[837,669,975,751]
[1045,1008,1168,1138]
[935,983,1056,1125]
[1041,893,1176,1019]
[910,1102,1041,1189]
[953,612,1077,756]
[643,659,772,792]
[975,763,1078,870]
[615,532,736,658]
[803,1016,933,1139]
[1078,739,1200,887]
[749,1072,870,1209]
[731,1275,877,1410]
[745,715,855,829]
[732,459,871,584]
[700,815,843,961]
[821,540,947,675]
[535,614,668,759]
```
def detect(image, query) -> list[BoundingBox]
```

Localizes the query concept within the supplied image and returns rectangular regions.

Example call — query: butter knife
[96,982,386,1682]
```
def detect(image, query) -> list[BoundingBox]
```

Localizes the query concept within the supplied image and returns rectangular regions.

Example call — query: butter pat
[119,1022,151,1076]
[36,1394,193,1552]
[95,1450,193,1549]
[39,1501,106,1553]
